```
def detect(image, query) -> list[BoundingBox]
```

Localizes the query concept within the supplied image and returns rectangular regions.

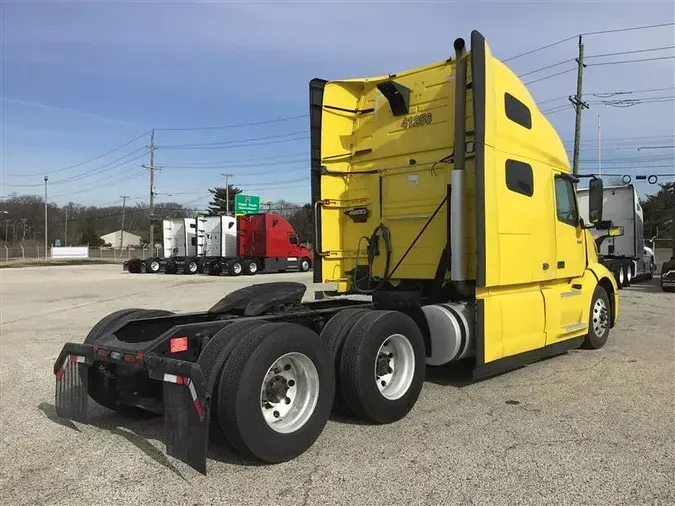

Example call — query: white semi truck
[578,184,656,288]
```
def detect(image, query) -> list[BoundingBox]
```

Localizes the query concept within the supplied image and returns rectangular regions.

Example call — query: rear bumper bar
[53,345,211,474]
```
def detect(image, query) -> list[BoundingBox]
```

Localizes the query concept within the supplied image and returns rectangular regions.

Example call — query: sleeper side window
[505,159,534,197]
[504,92,532,129]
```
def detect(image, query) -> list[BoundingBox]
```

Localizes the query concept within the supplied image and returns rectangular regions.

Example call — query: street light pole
[221,173,233,216]
[44,176,49,258]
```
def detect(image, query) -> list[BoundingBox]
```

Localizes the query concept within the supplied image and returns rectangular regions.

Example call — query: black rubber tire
[217,322,335,463]
[299,257,311,272]
[145,258,161,273]
[581,286,611,350]
[339,310,426,424]
[623,261,632,287]
[243,259,259,276]
[84,308,174,411]
[196,319,268,446]
[228,260,243,277]
[319,308,370,413]
[184,258,199,275]
[208,261,222,276]
[165,260,178,275]
[128,262,141,273]
[610,261,623,289]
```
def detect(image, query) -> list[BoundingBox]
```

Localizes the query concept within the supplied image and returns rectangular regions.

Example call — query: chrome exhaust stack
[451,37,472,297]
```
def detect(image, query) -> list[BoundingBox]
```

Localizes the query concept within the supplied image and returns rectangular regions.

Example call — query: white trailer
[578,184,656,288]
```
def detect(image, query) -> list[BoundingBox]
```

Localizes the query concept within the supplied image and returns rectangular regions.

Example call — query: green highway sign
[234,194,260,215]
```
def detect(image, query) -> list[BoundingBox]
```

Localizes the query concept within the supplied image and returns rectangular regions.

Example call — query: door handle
[557,261,565,268]
[543,263,549,270]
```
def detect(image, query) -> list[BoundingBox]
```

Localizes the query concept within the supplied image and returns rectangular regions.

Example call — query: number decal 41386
[401,112,432,129]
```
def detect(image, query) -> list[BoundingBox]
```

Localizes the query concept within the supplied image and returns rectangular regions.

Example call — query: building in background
[100,230,142,248]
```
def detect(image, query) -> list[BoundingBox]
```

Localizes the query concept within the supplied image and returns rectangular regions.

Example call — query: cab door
[553,174,585,278]
[550,173,588,336]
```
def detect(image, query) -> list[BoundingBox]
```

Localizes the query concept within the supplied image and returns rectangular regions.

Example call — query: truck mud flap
[54,343,95,423]
[145,354,209,474]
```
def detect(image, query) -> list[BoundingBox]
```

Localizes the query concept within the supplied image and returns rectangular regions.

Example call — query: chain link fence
[0,245,164,263]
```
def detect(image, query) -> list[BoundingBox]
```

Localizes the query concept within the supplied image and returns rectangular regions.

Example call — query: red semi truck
[206,212,314,276]
[125,212,313,275]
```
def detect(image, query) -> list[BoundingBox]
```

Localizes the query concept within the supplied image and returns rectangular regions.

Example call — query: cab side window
[554,176,579,227]
[289,234,298,245]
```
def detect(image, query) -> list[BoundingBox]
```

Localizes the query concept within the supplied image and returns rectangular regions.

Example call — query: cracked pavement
[1,265,673,505]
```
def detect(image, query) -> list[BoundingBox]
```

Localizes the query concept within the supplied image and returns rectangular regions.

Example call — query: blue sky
[1,0,674,208]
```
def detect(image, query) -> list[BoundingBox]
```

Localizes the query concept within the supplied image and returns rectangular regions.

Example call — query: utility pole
[143,130,156,252]
[44,176,49,257]
[598,114,602,178]
[221,173,233,216]
[64,208,68,246]
[569,35,589,176]
[120,195,130,249]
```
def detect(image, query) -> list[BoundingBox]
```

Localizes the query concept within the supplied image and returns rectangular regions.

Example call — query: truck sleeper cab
[53,30,618,475]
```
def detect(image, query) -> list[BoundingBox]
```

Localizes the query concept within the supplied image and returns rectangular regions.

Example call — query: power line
[157,133,308,151]
[159,151,307,167]
[582,22,675,37]
[587,55,675,67]
[6,150,148,187]
[502,22,675,63]
[161,157,308,170]
[585,45,675,59]
[7,130,151,177]
[524,67,577,85]
[589,86,675,97]
[503,35,578,62]
[154,114,308,132]
[517,59,575,78]
[157,130,308,149]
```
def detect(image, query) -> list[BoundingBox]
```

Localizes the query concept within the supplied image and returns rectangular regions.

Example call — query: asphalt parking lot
[1,265,673,506]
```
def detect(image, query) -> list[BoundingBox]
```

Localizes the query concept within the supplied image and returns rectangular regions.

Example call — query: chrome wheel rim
[233,263,242,274]
[618,267,624,284]
[189,262,197,273]
[260,352,319,434]
[626,266,632,282]
[150,261,159,271]
[592,298,609,338]
[374,333,415,400]
[249,262,257,273]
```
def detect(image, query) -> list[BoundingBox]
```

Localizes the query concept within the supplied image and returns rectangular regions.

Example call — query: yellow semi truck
[53,30,618,473]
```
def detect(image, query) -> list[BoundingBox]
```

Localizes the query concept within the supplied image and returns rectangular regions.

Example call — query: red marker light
[170,337,188,353]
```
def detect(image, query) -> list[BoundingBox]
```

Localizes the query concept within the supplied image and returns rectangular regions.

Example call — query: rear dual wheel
[201,321,334,463]
[320,309,426,424]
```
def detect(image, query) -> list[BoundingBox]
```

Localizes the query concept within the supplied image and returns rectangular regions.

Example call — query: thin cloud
[1,97,133,126]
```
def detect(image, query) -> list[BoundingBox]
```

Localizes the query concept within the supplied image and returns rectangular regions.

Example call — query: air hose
[352,223,392,294]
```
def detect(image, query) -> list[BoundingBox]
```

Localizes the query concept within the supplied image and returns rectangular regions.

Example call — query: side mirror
[588,177,604,223]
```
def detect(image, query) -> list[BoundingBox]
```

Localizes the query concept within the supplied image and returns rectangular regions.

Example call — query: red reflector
[170,337,188,353]
[176,376,186,385]
[97,349,109,358]
[136,352,144,360]
[123,353,136,363]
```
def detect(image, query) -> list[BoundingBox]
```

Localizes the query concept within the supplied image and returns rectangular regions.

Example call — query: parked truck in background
[125,212,313,275]
[578,184,656,288]
[54,31,620,475]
